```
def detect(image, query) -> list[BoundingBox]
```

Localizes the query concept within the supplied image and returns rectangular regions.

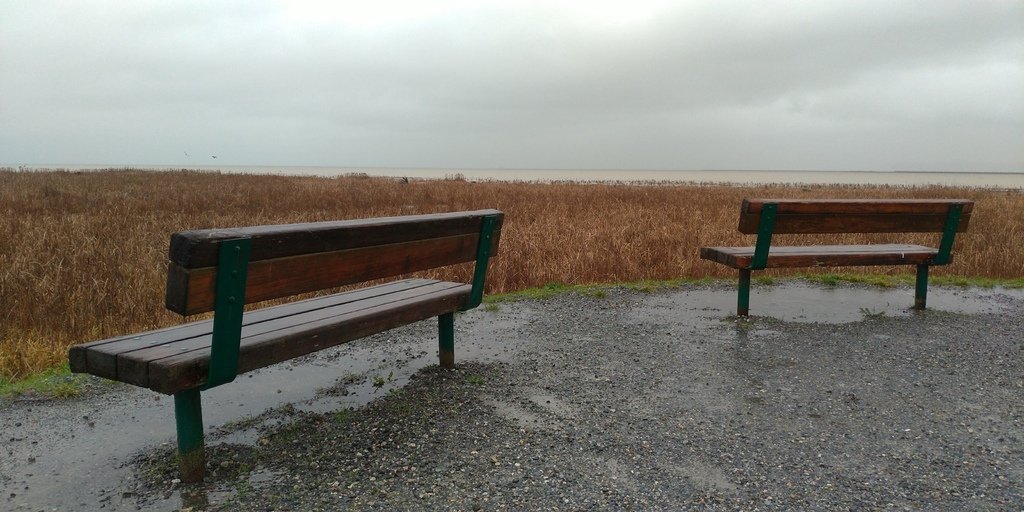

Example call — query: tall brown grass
[2,169,1021,380]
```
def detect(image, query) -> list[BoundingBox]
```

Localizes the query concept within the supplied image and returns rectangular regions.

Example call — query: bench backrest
[165,209,504,316]
[738,199,973,234]
[738,199,972,270]
[741,197,970,234]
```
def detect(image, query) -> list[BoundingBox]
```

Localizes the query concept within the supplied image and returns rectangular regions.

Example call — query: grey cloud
[0,0,1021,170]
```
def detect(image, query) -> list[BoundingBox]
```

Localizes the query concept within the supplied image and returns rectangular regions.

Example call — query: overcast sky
[2,1,1021,172]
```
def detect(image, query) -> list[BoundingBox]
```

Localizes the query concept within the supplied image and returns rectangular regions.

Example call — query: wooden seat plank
[146,283,470,394]
[700,244,940,269]
[110,280,468,391]
[71,278,440,379]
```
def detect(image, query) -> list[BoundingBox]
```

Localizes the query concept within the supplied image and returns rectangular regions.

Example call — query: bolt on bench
[699,199,972,316]
[69,209,503,482]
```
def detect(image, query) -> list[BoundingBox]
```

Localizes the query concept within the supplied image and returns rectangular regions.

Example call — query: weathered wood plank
[737,212,972,234]
[742,199,974,215]
[737,199,973,234]
[119,280,466,389]
[147,284,470,394]
[167,233,487,315]
[700,244,941,269]
[170,209,504,268]
[74,279,439,380]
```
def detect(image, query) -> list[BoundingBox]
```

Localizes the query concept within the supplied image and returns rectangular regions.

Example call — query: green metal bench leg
[738,269,751,316]
[174,388,206,482]
[438,312,455,368]
[914,264,929,310]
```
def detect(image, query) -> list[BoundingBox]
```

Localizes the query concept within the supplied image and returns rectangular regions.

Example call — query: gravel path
[135,284,1024,511]
[5,283,1023,510]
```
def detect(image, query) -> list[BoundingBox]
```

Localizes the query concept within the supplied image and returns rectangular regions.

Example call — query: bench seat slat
[146,281,470,394]
[70,278,441,378]
[120,279,465,386]
[71,279,470,394]
[699,244,941,269]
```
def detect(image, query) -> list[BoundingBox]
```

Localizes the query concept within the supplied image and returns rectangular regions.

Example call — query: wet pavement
[1,282,1022,511]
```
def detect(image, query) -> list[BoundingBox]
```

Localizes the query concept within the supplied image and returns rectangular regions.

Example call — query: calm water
[9,164,1024,188]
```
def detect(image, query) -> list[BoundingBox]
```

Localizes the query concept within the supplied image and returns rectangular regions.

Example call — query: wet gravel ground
[3,283,1022,511]
[127,284,1024,511]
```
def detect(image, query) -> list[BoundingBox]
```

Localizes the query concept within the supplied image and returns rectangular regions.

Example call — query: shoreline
[4,165,1023,189]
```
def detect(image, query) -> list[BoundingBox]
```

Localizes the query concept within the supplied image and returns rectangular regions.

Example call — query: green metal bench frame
[735,202,966,316]
[173,214,499,480]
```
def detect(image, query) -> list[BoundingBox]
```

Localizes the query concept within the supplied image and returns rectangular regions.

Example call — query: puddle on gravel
[2,284,1020,510]
[639,283,1021,324]
[0,307,531,512]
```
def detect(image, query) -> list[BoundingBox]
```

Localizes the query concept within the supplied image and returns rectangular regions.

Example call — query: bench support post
[934,203,964,265]
[438,312,455,368]
[174,388,206,482]
[466,215,499,309]
[205,238,251,390]
[914,264,928,310]
[750,203,777,270]
[738,269,751,316]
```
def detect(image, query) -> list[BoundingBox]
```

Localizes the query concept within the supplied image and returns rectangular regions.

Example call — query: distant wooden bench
[699,199,972,316]
[69,210,503,482]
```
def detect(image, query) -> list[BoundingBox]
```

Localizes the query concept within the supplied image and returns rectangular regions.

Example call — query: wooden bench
[69,209,503,482]
[699,199,972,316]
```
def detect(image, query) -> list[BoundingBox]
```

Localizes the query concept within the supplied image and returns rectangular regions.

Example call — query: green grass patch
[858,307,887,318]
[620,277,713,293]
[484,281,590,303]
[332,409,352,423]
[484,277,713,304]
[798,273,907,287]
[795,273,1024,289]
[482,274,1024,307]
[929,275,1024,288]
[0,362,90,398]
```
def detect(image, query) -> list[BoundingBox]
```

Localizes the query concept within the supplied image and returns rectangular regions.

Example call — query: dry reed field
[2,169,1022,381]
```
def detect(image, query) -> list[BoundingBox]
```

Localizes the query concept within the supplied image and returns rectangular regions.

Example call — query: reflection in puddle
[0,307,532,511]
[642,282,1020,324]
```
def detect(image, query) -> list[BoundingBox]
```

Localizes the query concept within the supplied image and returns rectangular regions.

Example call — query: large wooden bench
[69,209,503,482]
[699,199,972,316]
